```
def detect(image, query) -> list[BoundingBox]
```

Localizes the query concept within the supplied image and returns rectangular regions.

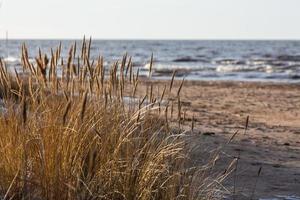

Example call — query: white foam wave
[4,56,20,63]
[216,65,255,73]
[265,65,274,73]
[214,59,243,65]
[247,60,267,65]
[216,65,277,73]
[144,63,206,72]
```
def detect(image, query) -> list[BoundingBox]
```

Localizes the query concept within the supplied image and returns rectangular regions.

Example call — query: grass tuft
[0,39,231,200]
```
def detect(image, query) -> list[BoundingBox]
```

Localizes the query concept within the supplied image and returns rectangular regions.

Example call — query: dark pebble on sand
[202,132,215,136]
[272,164,281,168]
[234,148,244,152]
[251,162,262,166]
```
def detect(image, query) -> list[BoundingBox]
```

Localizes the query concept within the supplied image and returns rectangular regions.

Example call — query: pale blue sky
[0,0,299,39]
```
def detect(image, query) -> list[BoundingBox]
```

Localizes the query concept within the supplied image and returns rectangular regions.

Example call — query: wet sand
[138,80,300,199]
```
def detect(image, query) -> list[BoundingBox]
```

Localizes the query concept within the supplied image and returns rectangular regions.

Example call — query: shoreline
[147,77,300,86]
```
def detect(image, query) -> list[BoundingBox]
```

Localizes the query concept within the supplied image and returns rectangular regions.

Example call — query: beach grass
[0,38,233,200]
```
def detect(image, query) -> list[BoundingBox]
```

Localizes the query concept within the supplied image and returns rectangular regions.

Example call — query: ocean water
[1,40,300,82]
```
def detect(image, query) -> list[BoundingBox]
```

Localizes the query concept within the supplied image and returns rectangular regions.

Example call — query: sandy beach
[137,80,300,199]
[2,0,300,197]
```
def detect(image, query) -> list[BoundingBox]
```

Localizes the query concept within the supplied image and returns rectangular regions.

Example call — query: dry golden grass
[0,38,233,200]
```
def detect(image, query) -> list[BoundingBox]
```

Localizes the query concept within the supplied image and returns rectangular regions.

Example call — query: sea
[1,40,300,83]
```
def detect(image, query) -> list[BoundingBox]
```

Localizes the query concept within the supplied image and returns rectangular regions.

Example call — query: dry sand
[138,80,300,199]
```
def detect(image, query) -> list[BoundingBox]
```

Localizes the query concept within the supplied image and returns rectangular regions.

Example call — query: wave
[4,56,20,63]
[172,56,208,63]
[216,65,262,73]
[264,74,300,80]
[144,63,210,72]
[277,55,300,62]
[246,59,271,65]
[214,59,246,65]
[143,63,212,77]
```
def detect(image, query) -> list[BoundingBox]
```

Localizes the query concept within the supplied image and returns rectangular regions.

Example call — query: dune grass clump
[0,39,232,200]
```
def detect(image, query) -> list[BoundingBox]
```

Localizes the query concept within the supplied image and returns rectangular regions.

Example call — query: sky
[0,0,300,39]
